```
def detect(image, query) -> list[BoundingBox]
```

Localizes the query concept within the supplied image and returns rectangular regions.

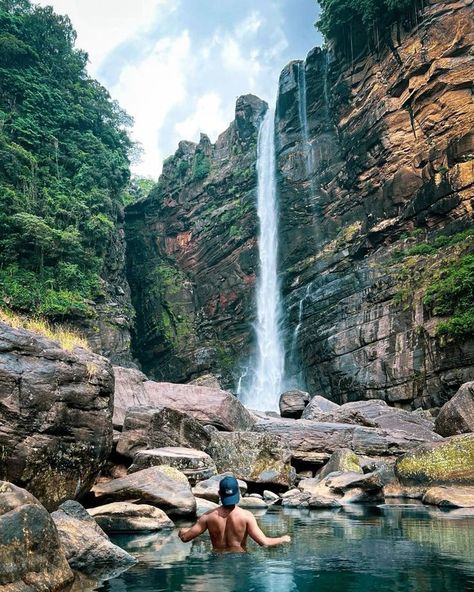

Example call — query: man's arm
[178,514,208,543]
[246,513,291,547]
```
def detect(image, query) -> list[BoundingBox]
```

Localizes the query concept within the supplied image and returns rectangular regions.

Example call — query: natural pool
[99,503,474,592]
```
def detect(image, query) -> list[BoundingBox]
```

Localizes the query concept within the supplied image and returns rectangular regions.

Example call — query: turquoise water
[101,503,474,592]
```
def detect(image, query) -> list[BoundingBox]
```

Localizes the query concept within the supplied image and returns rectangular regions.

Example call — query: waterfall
[238,107,285,412]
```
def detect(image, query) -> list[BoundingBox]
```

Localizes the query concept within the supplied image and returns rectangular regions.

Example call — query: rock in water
[206,432,294,487]
[0,322,114,511]
[92,466,196,518]
[395,433,474,486]
[51,500,136,578]
[129,447,216,485]
[422,486,474,508]
[116,406,211,459]
[0,481,74,590]
[435,382,474,437]
[279,389,310,418]
[88,502,174,532]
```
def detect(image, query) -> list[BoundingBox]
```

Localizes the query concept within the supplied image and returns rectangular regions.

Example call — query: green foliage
[0,0,133,318]
[424,255,474,338]
[192,151,210,182]
[316,0,421,58]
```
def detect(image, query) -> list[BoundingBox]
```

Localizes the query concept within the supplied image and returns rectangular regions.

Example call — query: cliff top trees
[0,0,133,318]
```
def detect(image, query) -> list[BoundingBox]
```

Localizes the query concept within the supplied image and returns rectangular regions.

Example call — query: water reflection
[98,505,474,592]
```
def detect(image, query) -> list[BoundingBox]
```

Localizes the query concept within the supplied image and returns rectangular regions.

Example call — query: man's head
[218,475,240,506]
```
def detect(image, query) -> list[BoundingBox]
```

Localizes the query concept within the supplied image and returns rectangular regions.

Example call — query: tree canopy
[0,0,133,317]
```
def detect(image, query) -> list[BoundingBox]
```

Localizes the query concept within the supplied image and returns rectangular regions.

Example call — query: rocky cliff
[278,0,474,408]
[125,0,473,410]
[125,96,266,386]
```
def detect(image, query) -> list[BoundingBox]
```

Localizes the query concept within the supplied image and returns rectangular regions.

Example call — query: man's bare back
[179,504,290,552]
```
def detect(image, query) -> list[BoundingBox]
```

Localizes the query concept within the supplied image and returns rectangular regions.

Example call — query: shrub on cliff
[0,0,133,319]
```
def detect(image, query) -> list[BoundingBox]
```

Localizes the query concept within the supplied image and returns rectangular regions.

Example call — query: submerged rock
[435,382,474,437]
[0,481,74,590]
[395,433,474,486]
[279,389,310,418]
[51,500,136,578]
[129,447,217,485]
[116,406,210,459]
[206,431,294,487]
[92,466,196,518]
[0,322,114,511]
[88,502,174,532]
[422,486,474,508]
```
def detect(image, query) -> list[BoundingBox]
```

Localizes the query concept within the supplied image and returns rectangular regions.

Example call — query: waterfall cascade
[237,107,286,412]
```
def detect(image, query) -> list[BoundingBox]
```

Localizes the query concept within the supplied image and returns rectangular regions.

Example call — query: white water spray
[238,108,285,412]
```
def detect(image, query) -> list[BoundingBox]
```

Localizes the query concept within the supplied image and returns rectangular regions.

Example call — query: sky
[36,1,322,178]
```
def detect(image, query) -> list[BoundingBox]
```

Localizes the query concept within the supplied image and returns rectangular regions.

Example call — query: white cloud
[110,32,191,177]
[35,0,169,75]
[174,93,228,145]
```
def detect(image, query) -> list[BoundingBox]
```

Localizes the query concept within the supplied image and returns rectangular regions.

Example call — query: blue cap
[219,476,240,506]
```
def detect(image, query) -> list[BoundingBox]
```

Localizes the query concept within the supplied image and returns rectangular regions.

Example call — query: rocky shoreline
[1,322,473,590]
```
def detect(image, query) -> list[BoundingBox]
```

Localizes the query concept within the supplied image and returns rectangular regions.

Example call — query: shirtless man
[178,475,291,552]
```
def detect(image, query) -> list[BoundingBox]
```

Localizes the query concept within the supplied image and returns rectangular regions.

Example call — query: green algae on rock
[395,434,474,486]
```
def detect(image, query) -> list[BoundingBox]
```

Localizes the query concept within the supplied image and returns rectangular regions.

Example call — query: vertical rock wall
[277,0,474,407]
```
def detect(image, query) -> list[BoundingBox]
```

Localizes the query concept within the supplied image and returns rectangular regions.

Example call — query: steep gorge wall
[125,96,266,386]
[278,0,474,407]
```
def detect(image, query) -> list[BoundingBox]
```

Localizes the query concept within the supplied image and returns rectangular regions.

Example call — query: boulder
[195,498,219,516]
[116,406,211,459]
[301,395,340,420]
[281,491,311,508]
[129,447,217,485]
[0,481,74,590]
[395,433,474,486]
[279,389,310,418]
[115,378,254,432]
[192,473,247,503]
[188,374,222,389]
[422,486,474,508]
[263,490,280,502]
[206,432,294,487]
[92,466,196,517]
[239,497,269,509]
[0,322,114,510]
[112,366,148,428]
[315,449,362,482]
[255,417,441,460]
[51,500,136,578]
[435,382,474,437]
[300,470,386,506]
[88,502,174,532]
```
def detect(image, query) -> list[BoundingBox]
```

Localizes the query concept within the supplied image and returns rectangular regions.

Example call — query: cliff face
[125,96,266,385]
[277,0,474,407]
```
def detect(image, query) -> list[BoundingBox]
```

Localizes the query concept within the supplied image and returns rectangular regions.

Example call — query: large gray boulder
[88,502,174,532]
[113,374,254,432]
[279,389,310,419]
[129,447,217,485]
[116,406,211,459]
[51,500,136,578]
[0,322,114,511]
[0,481,74,590]
[92,466,196,517]
[315,448,363,482]
[435,382,474,436]
[206,432,294,487]
[301,395,340,420]
[254,416,441,460]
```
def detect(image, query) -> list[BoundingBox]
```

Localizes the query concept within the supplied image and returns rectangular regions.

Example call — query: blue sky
[37,1,322,177]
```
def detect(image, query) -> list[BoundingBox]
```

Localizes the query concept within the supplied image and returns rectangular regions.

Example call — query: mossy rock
[395,434,474,486]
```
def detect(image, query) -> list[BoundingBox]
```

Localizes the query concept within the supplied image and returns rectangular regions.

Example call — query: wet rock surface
[0,481,74,591]
[88,502,174,532]
[0,322,114,511]
[92,466,196,518]
[51,500,136,578]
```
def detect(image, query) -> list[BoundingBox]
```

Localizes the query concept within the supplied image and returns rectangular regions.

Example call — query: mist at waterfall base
[237,107,287,412]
